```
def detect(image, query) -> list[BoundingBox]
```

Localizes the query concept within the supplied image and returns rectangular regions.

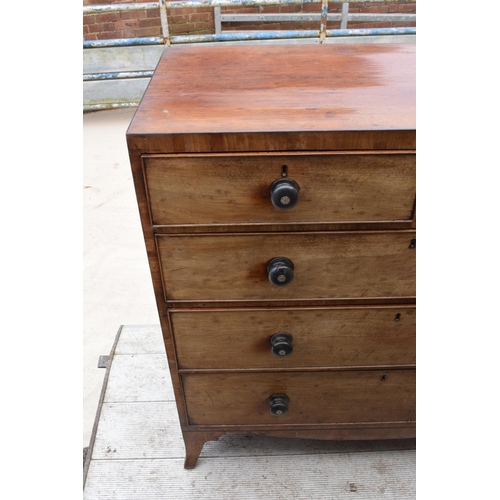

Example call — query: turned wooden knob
[269,394,289,416]
[267,257,294,286]
[270,178,300,209]
[270,333,293,357]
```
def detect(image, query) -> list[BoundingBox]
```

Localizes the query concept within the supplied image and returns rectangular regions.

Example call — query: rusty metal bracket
[98,355,110,368]
[319,0,328,43]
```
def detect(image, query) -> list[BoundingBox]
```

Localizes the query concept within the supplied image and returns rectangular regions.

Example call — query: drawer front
[143,153,415,225]
[172,307,415,369]
[182,370,416,426]
[157,231,416,301]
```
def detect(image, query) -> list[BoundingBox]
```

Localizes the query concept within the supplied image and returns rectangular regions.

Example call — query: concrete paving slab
[83,108,160,447]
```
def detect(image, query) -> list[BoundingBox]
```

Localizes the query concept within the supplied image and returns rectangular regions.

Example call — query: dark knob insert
[269,394,289,416]
[270,178,300,210]
[270,333,293,357]
[267,257,294,286]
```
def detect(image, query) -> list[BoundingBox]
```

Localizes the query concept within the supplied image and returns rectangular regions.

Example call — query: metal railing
[214,1,415,36]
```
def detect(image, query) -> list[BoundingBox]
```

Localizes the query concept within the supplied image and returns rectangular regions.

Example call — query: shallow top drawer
[143,153,415,226]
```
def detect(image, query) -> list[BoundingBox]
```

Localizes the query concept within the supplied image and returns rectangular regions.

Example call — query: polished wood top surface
[127,43,415,137]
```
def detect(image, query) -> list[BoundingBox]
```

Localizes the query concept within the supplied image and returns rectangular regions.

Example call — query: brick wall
[167,6,216,36]
[83,1,416,40]
[83,0,162,40]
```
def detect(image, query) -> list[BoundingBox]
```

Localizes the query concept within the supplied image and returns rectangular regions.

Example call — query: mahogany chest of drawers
[126,42,416,468]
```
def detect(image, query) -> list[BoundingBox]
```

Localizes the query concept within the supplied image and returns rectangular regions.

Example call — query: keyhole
[395,313,401,322]
[381,375,387,382]
[281,165,288,177]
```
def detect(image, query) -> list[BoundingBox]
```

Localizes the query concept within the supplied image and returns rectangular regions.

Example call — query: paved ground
[83,108,159,447]
[83,324,416,499]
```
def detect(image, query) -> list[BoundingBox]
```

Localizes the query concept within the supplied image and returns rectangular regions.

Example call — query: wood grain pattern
[127,44,415,137]
[250,427,416,441]
[182,370,416,426]
[171,306,415,369]
[152,221,415,234]
[127,130,416,154]
[143,152,415,226]
[156,231,416,301]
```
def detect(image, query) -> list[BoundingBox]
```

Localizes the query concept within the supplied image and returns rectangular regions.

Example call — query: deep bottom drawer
[182,370,415,426]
